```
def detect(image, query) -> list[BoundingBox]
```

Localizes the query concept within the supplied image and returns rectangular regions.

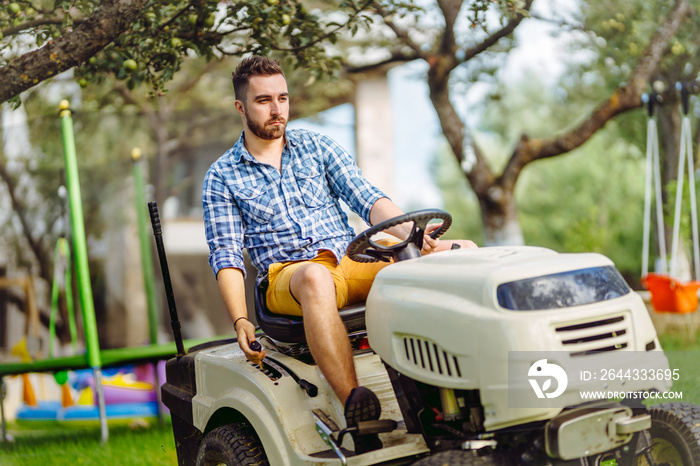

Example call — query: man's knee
[291,263,335,298]
[295,262,333,283]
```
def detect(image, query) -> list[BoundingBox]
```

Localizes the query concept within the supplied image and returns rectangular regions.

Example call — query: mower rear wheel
[411,450,512,465]
[195,422,269,466]
[635,402,700,466]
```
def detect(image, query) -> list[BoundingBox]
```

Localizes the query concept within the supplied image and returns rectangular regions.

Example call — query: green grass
[656,330,700,406]
[0,419,177,466]
[657,329,700,351]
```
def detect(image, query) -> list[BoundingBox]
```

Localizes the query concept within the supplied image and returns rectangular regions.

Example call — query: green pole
[63,238,78,353]
[49,239,61,358]
[59,100,108,443]
[49,240,60,358]
[131,148,159,345]
[59,101,101,368]
[49,237,78,357]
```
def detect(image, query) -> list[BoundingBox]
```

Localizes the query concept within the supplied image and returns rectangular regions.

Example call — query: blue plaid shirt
[203,129,386,283]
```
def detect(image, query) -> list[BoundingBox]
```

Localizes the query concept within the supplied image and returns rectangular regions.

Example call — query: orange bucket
[642,273,700,313]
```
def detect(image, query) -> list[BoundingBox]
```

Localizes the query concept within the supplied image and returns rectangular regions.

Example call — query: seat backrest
[254,282,366,343]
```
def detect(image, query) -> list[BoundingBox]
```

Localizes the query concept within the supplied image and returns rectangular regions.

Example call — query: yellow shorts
[266,250,392,316]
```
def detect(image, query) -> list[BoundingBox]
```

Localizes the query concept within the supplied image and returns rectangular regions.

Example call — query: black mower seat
[254,282,366,344]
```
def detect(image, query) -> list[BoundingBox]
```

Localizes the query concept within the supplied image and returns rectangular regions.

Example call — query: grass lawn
[655,330,700,405]
[0,419,177,466]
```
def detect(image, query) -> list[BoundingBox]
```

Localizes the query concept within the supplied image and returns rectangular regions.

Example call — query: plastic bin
[642,273,700,313]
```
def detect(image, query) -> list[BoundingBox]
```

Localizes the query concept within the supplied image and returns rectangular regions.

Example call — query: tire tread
[645,402,700,465]
[196,422,269,466]
[411,449,513,466]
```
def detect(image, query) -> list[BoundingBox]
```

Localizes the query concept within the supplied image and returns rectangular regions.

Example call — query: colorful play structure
[0,101,210,443]
[13,362,166,425]
[641,81,700,337]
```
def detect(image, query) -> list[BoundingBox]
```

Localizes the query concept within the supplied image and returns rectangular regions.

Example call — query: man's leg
[289,262,357,403]
[287,259,383,454]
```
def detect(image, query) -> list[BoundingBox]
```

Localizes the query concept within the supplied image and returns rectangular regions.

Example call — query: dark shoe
[344,387,383,454]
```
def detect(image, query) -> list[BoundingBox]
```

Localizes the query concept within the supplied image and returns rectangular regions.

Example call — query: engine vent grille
[402,336,462,378]
[555,315,630,357]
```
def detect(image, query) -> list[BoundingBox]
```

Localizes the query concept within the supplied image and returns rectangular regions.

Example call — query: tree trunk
[656,95,681,260]
[478,186,524,246]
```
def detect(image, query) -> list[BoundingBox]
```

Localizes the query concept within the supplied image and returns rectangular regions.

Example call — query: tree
[0,0,380,104]
[569,1,700,268]
[0,87,146,342]
[433,72,648,280]
[353,0,692,245]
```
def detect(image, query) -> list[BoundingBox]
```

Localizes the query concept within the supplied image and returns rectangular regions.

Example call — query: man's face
[238,74,289,140]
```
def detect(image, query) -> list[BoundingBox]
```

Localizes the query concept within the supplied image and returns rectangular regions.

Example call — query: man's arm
[369,197,477,252]
[217,268,265,363]
[369,197,404,231]
[369,197,427,242]
[203,165,265,360]
[369,197,439,252]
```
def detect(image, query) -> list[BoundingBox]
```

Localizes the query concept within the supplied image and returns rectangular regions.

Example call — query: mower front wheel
[636,402,700,466]
[195,422,269,466]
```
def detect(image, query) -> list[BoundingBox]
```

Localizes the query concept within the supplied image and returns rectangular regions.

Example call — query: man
[203,56,476,453]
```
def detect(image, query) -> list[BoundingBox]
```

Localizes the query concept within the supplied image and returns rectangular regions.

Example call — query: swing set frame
[642,81,700,315]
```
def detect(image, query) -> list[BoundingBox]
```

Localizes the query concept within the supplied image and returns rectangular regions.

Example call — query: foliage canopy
[0,0,390,104]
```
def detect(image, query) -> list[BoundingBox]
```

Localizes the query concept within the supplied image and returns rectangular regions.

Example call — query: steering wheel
[346,209,452,263]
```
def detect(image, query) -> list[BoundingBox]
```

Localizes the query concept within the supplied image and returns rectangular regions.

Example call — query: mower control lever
[249,340,262,352]
[264,356,319,398]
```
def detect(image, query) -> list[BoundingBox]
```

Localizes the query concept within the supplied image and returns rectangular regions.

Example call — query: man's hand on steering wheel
[422,222,444,254]
[347,209,452,263]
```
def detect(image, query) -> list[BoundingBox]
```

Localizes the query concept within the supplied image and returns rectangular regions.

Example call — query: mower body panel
[366,246,670,430]
[166,342,429,465]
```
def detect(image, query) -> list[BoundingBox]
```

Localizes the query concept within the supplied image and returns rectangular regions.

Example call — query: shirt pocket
[296,163,329,208]
[235,186,275,224]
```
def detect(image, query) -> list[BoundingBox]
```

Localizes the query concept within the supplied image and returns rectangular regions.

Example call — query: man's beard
[245,108,287,140]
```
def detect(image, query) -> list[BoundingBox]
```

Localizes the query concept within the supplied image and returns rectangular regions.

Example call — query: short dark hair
[232,56,285,101]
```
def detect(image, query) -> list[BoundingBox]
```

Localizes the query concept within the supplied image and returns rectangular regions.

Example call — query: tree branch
[0,0,148,103]
[174,58,223,94]
[0,162,50,281]
[1,18,85,36]
[345,51,418,73]
[436,0,461,55]
[462,0,534,63]
[500,0,691,191]
[373,2,423,56]
[270,0,376,53]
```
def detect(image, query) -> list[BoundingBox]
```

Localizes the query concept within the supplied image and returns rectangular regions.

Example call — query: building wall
[355,70,395,198]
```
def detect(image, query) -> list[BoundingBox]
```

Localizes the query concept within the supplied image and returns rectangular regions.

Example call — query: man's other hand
[235,318,266,364]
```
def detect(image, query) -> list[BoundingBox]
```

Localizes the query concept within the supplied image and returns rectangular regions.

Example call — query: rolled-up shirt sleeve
[202,165,246,278]
[320,135,386,224]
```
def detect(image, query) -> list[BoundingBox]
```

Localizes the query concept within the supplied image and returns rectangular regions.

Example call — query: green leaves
[1,0,387,100]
